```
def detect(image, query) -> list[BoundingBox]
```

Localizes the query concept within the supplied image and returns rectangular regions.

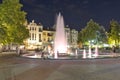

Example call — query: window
[48,38,50,42]
[32,27,34,30]
[39,34,42,42]
[44,38,46,41]
[30,27,31,31]
[39,28,42,32]
[47,33,53,36]
[30,33,31,40]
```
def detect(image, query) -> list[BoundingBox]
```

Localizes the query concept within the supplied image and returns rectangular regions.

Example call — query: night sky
[13,0,120,30]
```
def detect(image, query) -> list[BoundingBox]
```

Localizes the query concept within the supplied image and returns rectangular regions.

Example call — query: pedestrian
[112,46,117,57]
[41,52,45,59]
[112,46,116,53]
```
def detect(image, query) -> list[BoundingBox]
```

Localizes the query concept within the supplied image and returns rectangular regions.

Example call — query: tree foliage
[79,19,107,45]
[0,0,29,44]
[0,24,7,44]
[108,20,120,46]
[80,19,100,43]
[96,26,107,44]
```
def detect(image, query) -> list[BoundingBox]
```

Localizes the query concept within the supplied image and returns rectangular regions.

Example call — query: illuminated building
[26,20,78,50]
[26,20,43,49]
[71,29,78,48]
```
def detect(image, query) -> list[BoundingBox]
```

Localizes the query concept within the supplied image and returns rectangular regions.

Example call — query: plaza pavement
[0,52,120,80]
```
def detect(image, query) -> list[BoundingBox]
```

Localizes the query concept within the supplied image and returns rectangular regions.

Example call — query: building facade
[26,20,43,49]
[65,25,78,48]
[26,20,78,50]
[70,29,78,48]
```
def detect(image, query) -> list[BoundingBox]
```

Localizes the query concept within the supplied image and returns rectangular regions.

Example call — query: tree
[96,26,107,44]
[0,24,7,44]
[80,19,105,44]
[80,19,101,45]
[0,0,29,45]
[108,20,120,46]
[78,31,83,48]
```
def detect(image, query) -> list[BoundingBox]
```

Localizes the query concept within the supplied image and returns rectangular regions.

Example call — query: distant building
[70,29,78,48]
[65,25,78,48]
[65,25,71,47]
[26,20,43,49]
[42,29,55,51]
[25,20,78,50]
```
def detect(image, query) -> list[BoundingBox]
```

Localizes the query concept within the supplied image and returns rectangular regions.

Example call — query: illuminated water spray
[54,13,67,58]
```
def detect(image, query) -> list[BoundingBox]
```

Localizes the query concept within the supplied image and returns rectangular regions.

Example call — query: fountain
[54,13,67,59]
[88,46,92,58]
[22,13,118,59]
[94,45,98,58]
[83,49,87,59]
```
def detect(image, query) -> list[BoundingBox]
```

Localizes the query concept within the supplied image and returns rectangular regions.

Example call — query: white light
[103,44,109,47]
[91,40,94,42]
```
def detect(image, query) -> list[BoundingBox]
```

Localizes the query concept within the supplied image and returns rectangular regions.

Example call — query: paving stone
[0,53,120,80]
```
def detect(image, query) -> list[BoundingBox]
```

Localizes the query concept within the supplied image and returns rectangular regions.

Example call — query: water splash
[54,13,67,58]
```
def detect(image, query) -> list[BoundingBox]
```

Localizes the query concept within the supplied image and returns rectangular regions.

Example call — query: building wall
[65,27,71,47]
[65,26,78,48]
[27,20,43,49]
[26,20,78,50]
[71,29,78,48]
[42,30,55,50]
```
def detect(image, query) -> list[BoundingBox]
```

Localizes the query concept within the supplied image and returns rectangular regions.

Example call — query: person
[112,46,117,57]
[41,52,45,59]
[16,46,20,55]
[112,46,116,53]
